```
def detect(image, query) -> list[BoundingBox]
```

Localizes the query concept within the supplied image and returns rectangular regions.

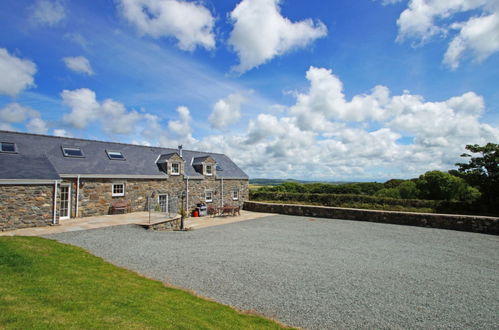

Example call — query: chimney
[178,145,183,158]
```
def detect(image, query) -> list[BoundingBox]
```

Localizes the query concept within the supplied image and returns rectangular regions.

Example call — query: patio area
[0,210,274,236]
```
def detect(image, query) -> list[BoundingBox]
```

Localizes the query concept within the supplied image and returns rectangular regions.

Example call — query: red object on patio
[193,210,199,217]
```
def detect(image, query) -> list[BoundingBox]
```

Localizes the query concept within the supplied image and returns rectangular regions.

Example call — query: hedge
[249,191,480,215]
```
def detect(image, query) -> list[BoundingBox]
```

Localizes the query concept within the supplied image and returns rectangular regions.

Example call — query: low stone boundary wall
[140,217,181,231]
[244,201,499,235]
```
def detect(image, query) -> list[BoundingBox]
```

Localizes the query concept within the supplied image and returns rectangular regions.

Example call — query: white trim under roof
[59,174,168,179]
[0,179,61,185]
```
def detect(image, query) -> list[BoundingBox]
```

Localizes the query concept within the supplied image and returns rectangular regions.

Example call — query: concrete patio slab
[0,210,273,236]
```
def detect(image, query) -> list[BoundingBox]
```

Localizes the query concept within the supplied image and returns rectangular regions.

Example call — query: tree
[397,181,419,199]
[455,143,499,207]
[416,170,480,202]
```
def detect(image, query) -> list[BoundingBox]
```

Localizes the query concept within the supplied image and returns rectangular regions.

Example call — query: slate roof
[192,156,213,165]
[0,131,248,180]
[0,153,60,180]
[157,152,182,163]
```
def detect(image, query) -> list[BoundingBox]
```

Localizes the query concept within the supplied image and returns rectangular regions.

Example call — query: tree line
[253,143,498,215]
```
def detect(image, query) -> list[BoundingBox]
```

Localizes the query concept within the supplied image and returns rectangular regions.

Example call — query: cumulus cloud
[0,102,49,134]
[209,93,247,130]
[53,129,72,137]
[228,0,327,73]
[167,106,196,143]
[28,0,66,26]
[189,66,498,180]
[393,0,499,69]
[63,56,94,75]
[117,0,215,51]
[61,88,142,134]
[0,103,39,123]
[0,48,37,97]
[289,67,390,130]
[26,117,48,134]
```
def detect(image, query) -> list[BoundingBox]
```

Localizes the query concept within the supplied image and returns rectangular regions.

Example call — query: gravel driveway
[48,215,499,329]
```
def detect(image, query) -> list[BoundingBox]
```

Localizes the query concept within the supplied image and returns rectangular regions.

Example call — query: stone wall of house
[0,184,54,231]
[243,201,499,235]
[0,177,249,231]
[187,178,248,211]
[77,177,248,218]
[77,177,185,217]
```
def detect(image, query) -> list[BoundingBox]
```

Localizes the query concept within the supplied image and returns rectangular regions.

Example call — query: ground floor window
[232,189,239,200]
[112,183,125,197]
[205,190,213,203]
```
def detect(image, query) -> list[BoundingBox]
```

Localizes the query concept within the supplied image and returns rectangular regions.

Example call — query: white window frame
[59,184,71,220]
[158,194,169,213]
[171,163,180,175]
[205,190,213,203]
[112,182,125,197]
[205,164,213,176]
[232,189,239,201]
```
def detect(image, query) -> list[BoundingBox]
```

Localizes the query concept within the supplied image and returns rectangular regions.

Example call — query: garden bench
[110,200,131,214]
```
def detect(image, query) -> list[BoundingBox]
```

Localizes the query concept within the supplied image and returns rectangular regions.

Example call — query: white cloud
[228,0,327,73]
[167,106,196,143]
[61,88,142,134]
[53,129,72,137]
[0,103,39,123]
[189,66,498,180]
[117,0,215,51]
[63,56,94,75]
[61,88,100,129]
[28,0,66,26]
[209,93,247,130]
[443,13,499,69]
[0,48,37,97]
[289,67,390,130]
[26,117,48,134]
[0,102,49,134]
[0,123,15,131]
[393,0,499,69]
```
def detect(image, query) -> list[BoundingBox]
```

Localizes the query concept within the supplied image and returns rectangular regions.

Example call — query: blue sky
[0,0,498,181]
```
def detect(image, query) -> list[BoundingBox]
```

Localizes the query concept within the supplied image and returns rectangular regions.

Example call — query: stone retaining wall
[0,184,54,231]
[244,201,499,235]
[141,217,182,231]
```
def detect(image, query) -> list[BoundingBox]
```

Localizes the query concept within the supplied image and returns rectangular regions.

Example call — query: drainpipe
[221,177,224,208]
[75,175,80,217]
[52,180,59,225]
[186,177,189,212]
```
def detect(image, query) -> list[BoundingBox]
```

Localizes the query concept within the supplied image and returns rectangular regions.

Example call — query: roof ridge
[0,130,227,156]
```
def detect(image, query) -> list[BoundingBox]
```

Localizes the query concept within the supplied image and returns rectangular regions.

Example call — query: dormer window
[205,165,213,176]
[171,163,180,175]
[106,150,125,160]
[62,146,84,158]
[0,142,16,153]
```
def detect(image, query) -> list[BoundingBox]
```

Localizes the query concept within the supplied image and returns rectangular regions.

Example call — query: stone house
[0,130,249,231]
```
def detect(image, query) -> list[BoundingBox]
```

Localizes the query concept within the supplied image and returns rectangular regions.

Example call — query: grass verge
[0,236,288,329]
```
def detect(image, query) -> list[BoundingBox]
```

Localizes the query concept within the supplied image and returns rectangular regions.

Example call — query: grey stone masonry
[244,201,499,235]
[0,184,54,231]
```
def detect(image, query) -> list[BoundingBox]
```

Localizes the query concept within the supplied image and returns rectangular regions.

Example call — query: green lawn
[0,236,287,329]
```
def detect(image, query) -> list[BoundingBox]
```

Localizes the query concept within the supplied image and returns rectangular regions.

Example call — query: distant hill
[249,178,353,186]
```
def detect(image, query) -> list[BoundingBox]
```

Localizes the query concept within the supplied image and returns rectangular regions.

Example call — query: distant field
[250,178,351,186]
[0,237,287,329]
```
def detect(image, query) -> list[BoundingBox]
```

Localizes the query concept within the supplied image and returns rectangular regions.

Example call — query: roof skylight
[62,146,84,158]
[106,150,125,160]
[0,142,17,153]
